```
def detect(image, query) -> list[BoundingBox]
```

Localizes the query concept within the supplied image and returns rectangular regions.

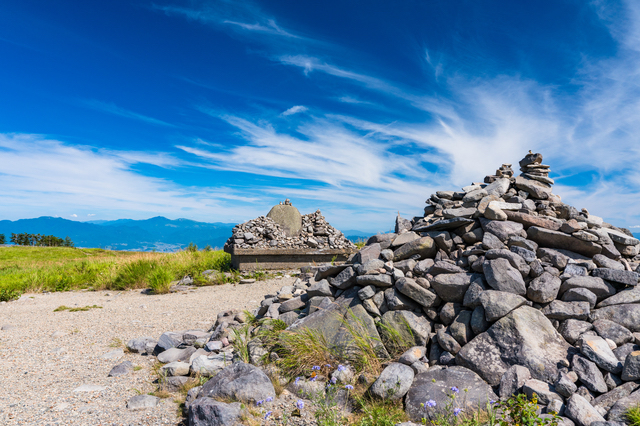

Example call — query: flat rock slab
[527,226,602,257]
[404,366,497,422]
[591,268,638,286]
[73,384,106,392]
[127,394,160,411]
[457,306,572,386]
[413,218,475,233]
[100,349,124,360]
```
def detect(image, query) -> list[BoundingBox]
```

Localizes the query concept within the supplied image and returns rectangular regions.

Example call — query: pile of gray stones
[123,152,640,426]
[224,209,356,250]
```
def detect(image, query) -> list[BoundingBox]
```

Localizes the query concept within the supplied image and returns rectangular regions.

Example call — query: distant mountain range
[0,217,373,252]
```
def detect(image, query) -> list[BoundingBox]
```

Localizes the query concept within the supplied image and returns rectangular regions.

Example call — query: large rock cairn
[224,200,356,250]
[127,153,640,425]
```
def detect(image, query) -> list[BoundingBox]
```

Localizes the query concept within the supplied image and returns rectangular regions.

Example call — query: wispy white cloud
[281,105,308,116]
[0,133,263,222]
[153,2,309,42]
[83,99,174,127]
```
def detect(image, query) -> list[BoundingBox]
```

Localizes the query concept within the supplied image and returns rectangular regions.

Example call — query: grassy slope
[0,246,232,301]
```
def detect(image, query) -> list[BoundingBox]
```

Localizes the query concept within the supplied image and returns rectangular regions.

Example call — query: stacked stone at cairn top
[485,163,514,183]
[519,150,554,185]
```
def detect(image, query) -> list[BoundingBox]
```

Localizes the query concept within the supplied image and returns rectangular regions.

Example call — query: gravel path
[0,277,295,425]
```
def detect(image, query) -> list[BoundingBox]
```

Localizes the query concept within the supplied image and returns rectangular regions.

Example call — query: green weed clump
[148,266,173,294]
[54,304,102,312]
[626,405,640,426]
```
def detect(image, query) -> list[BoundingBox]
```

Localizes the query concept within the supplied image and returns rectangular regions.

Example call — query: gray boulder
[449,310,474,346]
[307,279,333,298]
[331,267,357,289]
[356,274,394,288]
[591,304,640,332]
[621,351,640,381]
[431,273,474,303]
[470,306,490,335]
[565,394,605,426]
[157,346,196,364]
[558,320,594,345]
[393,237,437,261]
[597,289,640,308]
[380,310,431,348]
[197,362,275,403]
[385,287,420,311]
[404,366,497,422]
[593,381,640,412]
[499,365,531,399]
[527,272,562,303]
[188,397,243,426]
[541,300,590,321]
[156,332,183,353]
[593,254,625,271]
[560,277,616,301]
[555,372,578,398]
[457,306,572,386]
[481,220,524,241]
[607,390,640,421]
[108,361,133,377]
[395,277,437,308]
[127,337,157,354]
[591,268,638,286]
[581,335,623,374]
[483,258,526,295]
[573,355,608,393]
[592,320,633,346]
[523,379,563,405]
[562,288,597,309]
[127,394,160,411]
[369,362,414,400]
[480,291,528,322]
[289,287,389,358]
[527,226,602,258]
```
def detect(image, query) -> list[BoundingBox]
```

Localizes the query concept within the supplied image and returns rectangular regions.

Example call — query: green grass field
[0,246,233,301]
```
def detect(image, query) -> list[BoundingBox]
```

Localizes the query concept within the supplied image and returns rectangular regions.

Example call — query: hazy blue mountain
[0,217,372,252]
[0,216,235,251]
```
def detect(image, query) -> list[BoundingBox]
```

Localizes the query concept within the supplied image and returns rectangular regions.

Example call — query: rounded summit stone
[267,199,302,237]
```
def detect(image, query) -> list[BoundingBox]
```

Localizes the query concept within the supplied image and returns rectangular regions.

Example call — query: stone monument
[266,199,302,237]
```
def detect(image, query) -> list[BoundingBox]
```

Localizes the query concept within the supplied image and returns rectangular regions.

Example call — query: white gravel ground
[0,277,295,426]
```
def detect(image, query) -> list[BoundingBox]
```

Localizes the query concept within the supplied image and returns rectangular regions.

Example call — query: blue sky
[1,0,640,233]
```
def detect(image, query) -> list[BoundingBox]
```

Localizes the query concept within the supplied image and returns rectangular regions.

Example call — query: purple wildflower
[309,376,316,382]
[337,365,346,372]
[451,386,459,394]
[256,400,264,406]
[426,400,436,408]
[264,411,272,419]
[312,365,321,371]
[345,384,354,390]
[296,400,304,410]
[454,408,462,416]
[330,376,337,384]
[265,396,273,402]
